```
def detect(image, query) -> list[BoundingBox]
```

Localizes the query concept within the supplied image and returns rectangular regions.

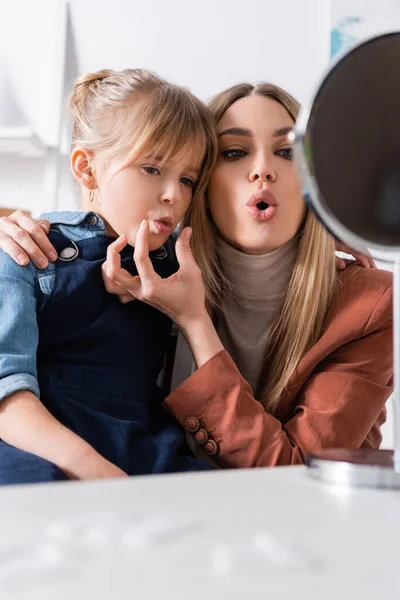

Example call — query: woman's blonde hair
[69,68,218,203]
[184,82,337,414]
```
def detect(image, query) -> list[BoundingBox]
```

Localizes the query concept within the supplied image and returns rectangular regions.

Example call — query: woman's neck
[217,235,297,299]
[218,234,281,256]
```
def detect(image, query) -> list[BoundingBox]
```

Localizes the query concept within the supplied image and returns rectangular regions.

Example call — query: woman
[0,82,392,468]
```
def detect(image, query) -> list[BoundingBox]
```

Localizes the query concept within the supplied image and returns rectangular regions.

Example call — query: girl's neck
[80,201,117,238]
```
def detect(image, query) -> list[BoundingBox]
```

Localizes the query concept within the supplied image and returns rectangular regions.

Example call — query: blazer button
[204,439,218,456]
[193,428,208,445]
[184,416,200,433]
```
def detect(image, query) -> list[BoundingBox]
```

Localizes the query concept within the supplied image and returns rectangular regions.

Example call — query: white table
[0,466,398,599]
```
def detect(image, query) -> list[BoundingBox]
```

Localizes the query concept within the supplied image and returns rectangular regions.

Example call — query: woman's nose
[249,159,276,183]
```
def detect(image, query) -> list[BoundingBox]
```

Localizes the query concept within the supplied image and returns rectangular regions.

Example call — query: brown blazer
[163,265,393,468]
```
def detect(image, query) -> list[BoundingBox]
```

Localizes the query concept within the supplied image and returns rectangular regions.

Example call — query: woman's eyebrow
[218,126,293,139]
[273,126,293,138]
[218,127,252,138]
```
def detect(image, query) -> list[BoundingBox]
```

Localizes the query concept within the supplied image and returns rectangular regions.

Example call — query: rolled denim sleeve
[0,250,40,402]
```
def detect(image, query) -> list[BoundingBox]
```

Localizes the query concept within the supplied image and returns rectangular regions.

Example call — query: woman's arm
[102,222,392,468]
[0,211,375,272]
[163,285,393,468]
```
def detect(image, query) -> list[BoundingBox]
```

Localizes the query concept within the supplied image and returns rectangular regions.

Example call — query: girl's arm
[0,390,127,479]
[0,251,127,480]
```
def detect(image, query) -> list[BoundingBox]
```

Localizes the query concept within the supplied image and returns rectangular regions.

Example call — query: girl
[1,82,391,468]
[0,68,217,484]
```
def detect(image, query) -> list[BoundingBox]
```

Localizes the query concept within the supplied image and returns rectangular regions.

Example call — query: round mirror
[295,31,400,263]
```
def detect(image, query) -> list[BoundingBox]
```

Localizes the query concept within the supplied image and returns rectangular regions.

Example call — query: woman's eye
[143,166,160,175]
[180,177,194,187]
[276,147,293,161]
[221,149,248,160]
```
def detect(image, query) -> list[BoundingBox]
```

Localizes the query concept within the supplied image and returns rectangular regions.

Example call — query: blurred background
[2,0,399,214]
[0,0,398,445]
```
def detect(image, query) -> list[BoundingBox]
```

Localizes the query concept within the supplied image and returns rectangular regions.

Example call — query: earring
[89,190,94,202]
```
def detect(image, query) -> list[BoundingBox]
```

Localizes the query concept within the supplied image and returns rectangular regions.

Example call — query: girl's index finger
[133,220,158,283]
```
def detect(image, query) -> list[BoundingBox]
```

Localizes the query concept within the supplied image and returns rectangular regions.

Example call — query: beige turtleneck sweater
[216,236,297,393]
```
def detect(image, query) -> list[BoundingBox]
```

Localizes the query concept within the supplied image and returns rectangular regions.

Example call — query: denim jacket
[0,211,116,403]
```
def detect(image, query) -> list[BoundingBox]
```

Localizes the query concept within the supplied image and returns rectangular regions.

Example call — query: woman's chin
[223,229,280,255]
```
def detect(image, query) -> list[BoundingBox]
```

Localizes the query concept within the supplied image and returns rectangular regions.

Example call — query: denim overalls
[0,212,209,484]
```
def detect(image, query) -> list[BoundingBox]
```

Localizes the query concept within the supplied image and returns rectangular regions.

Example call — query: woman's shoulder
[339,261,392,293]
[325,262,392,336]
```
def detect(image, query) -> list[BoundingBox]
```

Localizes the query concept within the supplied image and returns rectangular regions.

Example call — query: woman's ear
[71,147,97,190]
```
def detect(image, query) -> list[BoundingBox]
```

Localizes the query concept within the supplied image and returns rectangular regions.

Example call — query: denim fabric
[0,211,109,402]
[0,211,210,481]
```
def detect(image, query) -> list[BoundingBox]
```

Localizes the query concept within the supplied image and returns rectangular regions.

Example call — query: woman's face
[207,95,306,254]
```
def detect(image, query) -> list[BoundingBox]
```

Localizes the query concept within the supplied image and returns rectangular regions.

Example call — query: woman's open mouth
[246,190,278,222]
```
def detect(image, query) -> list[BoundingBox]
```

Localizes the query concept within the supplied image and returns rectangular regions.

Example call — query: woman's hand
[334,240,376,270]
[0,210,56,268]
[102,220,208,329]
[102,261,136,304]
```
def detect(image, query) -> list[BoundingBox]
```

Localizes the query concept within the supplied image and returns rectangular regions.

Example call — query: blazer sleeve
[162,285,393,468]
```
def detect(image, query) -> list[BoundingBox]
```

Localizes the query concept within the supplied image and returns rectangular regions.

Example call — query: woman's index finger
[133,220,159,283]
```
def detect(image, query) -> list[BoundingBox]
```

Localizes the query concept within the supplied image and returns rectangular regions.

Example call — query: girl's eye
[221,149,248,160]
[143,166,160,175]
[180,177,194,187]
[276,147,293,161]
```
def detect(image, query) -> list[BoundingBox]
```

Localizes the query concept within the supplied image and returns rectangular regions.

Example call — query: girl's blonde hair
[184,82,337,414]
[69,68,218,203]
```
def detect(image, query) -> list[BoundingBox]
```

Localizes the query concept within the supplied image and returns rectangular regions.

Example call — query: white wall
[0,0,330,215]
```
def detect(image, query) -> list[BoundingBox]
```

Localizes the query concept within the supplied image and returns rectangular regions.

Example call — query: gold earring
[89,190,94,202]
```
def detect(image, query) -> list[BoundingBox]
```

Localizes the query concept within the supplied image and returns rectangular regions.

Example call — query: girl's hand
[0,210,56,268]
[334,240,376,270]
[102,220,208,329]
[62,445,129,480]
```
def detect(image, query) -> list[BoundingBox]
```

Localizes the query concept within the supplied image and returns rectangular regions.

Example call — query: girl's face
[207,95,306,254]
[94,144,202,250]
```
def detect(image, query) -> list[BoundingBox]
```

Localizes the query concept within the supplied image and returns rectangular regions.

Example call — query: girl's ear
[71,147,97,190]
